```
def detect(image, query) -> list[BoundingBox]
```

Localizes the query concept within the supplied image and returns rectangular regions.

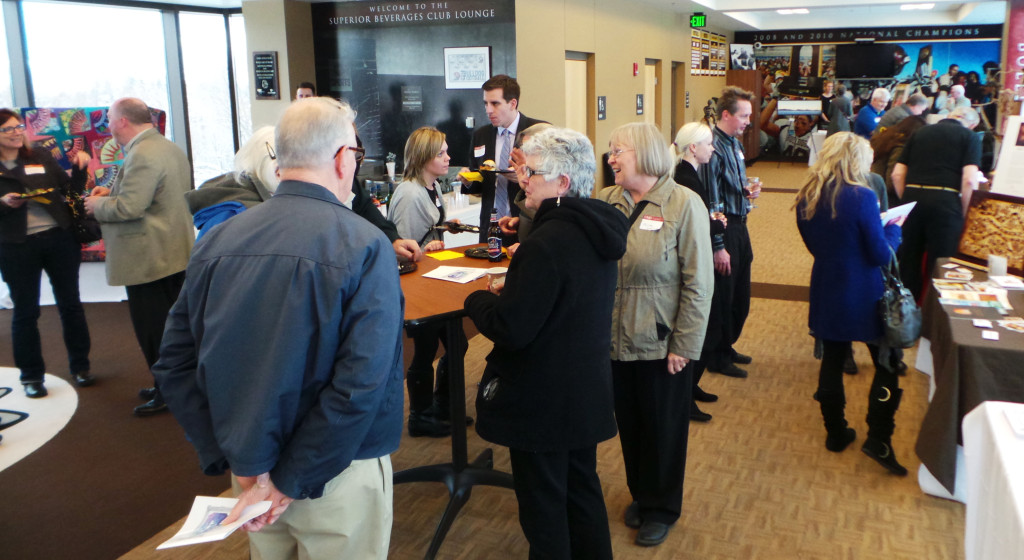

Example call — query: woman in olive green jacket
[596,122,714,547]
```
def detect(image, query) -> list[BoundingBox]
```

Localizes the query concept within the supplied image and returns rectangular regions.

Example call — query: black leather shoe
[690,404,712,423]
[72,371,95,387]
[731,350,753,365]
[24,382,48,398]
[635,520,673,547]
[408,410,451,437]
[709,363,748,378]
[134,398,168,417]
[694,386,718,403]
[138,386,158,401]
[624,501,642,529]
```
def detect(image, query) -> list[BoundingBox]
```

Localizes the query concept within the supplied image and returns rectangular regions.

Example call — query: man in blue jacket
[152,97,405,559]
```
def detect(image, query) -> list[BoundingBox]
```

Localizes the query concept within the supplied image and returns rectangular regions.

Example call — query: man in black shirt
[891,107,981,300]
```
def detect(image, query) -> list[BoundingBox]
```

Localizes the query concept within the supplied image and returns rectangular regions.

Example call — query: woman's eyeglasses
[0,124,26,134]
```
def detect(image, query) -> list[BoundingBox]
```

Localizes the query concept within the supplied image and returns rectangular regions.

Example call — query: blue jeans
[0,227,90,383]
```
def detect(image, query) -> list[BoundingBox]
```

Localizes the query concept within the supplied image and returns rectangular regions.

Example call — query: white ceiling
[129,0,1008,31]
[637,0,1007,31]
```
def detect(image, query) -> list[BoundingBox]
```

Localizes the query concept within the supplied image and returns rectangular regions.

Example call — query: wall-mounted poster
[701,31,711,75]
[731,44,755,70]
[444,46,490,89]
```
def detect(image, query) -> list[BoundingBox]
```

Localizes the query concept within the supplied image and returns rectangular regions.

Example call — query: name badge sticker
[639,216,664,231]
[24,165,45,175]
[474,145,486,158]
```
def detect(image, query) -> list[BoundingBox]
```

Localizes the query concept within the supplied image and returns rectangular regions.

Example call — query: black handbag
[879,249,921,348]
[65,187,102,244]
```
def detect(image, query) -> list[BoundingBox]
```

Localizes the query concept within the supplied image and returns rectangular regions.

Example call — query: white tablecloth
[962,401,1024,560]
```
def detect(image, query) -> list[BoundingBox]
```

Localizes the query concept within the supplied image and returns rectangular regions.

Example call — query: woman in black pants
[465,127,628,558]
[0,108,94,397]
[597,123,715,547]
[794,132,908,475]
[672,122,727,423]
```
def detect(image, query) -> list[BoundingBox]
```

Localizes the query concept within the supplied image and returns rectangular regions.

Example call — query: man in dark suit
[461,75,546,243]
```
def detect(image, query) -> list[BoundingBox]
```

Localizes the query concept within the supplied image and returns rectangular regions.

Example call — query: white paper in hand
[880,201,917,225]
[157,496,271,550]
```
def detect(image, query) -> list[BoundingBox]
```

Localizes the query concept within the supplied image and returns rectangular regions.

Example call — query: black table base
[394,311,514,560]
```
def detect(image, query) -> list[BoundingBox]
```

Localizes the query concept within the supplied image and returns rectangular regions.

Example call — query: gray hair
[871,88,891,102]
[234,126,279,194]
[906,93,928,108]
[522,127,596,199]
[950,106,980,127]
[608,122,674,177]
[112,97,152,125]
[516,122,554,147]
[275,97,355,169]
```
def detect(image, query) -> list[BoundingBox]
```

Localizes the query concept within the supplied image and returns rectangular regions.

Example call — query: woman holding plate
[0,108,94,397]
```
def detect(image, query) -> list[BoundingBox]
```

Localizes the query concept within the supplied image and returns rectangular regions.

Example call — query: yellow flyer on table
[427,250,465,261]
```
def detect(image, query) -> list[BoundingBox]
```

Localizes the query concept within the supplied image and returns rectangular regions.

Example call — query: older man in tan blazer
[84,97,193,416]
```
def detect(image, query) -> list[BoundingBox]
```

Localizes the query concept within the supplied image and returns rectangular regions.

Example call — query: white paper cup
[988,254,1008,277]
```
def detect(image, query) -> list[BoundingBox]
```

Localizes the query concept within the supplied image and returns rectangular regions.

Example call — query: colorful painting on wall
[17,106,167,260]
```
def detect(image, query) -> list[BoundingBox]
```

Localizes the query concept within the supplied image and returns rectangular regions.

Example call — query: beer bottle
[487,208,502,262]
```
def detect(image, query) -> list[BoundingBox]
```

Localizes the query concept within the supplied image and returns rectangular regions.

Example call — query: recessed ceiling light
[900,3,935,10]
[777,8,810,14]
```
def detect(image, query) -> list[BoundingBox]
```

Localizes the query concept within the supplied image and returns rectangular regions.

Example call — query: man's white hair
[871,88,891,102]
[950,106,980,128]
[275,98,355,169]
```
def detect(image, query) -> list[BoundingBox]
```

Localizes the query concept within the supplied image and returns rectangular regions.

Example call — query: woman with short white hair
[465,127,629,559]
[186,126,279,239]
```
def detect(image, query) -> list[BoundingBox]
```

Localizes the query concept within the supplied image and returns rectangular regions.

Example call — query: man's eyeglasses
[334,145,366,164]
[521,166,550,179]
[0,124,26,134]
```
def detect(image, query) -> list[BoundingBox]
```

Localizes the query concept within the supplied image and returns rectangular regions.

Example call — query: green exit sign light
[690,13,706,28]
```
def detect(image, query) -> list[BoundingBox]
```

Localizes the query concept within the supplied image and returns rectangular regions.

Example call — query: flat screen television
[835,43,898,79]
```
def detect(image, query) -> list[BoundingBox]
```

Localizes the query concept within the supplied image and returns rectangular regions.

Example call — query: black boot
[843,346,858,374]
[407,364,449,437]
[862,386,908,476]
[814,390,856,452]
[408,402,452,437]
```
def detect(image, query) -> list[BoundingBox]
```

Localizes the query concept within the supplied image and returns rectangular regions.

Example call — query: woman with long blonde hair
[794,132,908,475]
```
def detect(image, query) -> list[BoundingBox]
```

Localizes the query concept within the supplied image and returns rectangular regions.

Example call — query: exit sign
[690,13,706,28]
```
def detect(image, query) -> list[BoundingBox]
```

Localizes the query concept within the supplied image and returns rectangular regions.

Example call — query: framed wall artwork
[444,46,490,89]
